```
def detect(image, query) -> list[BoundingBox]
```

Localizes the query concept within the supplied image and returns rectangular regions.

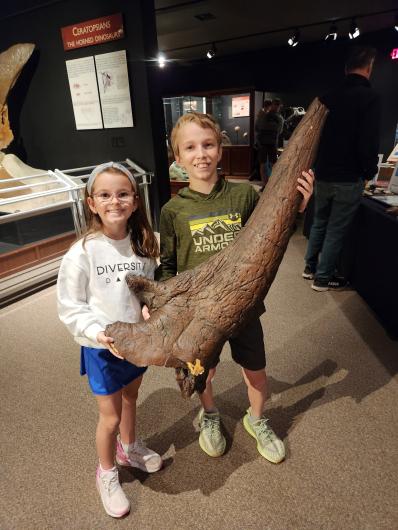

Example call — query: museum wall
[158,28,398,159]
[1,0,170,220]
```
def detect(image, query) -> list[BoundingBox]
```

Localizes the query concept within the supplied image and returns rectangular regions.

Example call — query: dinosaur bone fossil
[0,44,76,214]
[0,43,35,149]
[106,98,328,396]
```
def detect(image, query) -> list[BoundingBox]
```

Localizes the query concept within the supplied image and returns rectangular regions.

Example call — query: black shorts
[258,145,278,164]
[209,317,266,371]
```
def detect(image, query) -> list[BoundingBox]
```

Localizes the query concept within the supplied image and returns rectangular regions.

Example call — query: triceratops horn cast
[106,98,328,397]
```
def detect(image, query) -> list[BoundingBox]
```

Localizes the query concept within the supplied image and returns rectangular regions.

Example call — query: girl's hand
[297,169,314,212]
[96,331,124,359]
[142,305,151,321]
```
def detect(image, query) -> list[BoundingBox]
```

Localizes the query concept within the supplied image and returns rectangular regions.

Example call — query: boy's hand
[96,331,124,359]
[142,305,151,321]
[297,169,314,212]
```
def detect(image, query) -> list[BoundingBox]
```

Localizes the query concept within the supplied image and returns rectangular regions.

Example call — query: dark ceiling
[1,0,397,62]
[155,0,398,61]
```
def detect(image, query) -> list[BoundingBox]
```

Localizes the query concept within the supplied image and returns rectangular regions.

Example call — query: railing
[0,158,154,305]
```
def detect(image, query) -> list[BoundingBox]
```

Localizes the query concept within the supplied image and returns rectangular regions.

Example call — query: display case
[0,158,153,305]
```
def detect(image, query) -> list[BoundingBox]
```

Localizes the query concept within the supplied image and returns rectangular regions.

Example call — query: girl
[57,162,162,518]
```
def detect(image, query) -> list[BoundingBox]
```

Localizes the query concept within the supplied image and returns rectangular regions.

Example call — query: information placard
[65,56,103,130]
[232,95,250,117]
[94,50,134,128]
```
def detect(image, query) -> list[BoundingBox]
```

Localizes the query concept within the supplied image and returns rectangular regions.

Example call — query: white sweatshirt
[57,232,156,348]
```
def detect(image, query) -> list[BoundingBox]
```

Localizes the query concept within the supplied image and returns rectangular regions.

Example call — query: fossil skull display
[106,98,328,397]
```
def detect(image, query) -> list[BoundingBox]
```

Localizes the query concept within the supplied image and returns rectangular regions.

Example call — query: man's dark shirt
[315,73,381,182]
[255,110,284,147]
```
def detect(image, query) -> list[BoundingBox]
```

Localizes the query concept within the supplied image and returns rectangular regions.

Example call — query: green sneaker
[243,409,285,463]
[198,409,226,457]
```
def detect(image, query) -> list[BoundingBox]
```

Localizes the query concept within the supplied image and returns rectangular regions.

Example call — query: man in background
[254,98,283,187]
[303,45,381,291]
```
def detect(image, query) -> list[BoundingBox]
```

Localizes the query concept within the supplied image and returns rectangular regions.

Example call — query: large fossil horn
[106,98,328,396]
[0,43,35,149]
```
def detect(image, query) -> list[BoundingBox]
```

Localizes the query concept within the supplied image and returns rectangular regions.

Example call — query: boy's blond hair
[171,112,222,157]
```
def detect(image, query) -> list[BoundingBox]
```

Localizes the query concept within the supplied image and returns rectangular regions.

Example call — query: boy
[156,112,313,463]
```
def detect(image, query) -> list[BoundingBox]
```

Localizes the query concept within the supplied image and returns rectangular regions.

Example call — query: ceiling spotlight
[157,52,166,68]
[206,43,217,59]
[288,28,300,47]
[349,19,360,39]
[325,24,338,41]
[395,14,398,31]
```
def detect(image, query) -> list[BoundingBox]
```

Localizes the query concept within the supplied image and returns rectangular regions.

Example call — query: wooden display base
[0,231,76,279]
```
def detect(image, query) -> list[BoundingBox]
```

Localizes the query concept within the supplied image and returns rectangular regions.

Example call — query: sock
[121,440,135,454]
[203,408,218,414]
[100,463,116,473]
[248,408,261,423]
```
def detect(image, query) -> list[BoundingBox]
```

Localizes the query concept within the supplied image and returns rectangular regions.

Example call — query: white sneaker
[96,465,130,518]
[116,435,162,473]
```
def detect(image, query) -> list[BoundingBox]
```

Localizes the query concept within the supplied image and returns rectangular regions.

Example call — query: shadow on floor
[119,358,339,496]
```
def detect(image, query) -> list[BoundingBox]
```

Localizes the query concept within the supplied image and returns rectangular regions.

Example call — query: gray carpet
[0,228,397,530]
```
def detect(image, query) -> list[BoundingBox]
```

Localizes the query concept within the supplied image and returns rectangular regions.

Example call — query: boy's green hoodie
[156,178,259,281]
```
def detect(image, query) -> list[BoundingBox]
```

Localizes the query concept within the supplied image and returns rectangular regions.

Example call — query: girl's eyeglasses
[92,191,138,203]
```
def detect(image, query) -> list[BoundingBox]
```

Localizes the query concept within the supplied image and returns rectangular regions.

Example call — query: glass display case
[163,96,207,140]
[0,158,154,305]
[163,92,251,146]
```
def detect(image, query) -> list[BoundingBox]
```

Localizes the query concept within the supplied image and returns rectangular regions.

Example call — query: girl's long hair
[82,167,159,259]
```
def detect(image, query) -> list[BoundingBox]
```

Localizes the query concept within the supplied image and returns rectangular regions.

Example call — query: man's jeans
[305,180,364,281]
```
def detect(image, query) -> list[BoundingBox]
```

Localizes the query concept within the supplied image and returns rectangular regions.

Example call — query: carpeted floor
[0,228,397,530]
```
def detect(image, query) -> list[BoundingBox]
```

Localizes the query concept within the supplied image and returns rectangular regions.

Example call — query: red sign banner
[61,13,124,51]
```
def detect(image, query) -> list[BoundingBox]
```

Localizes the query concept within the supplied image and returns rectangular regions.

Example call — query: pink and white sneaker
[116,435,162,473]
[96,465,130,518]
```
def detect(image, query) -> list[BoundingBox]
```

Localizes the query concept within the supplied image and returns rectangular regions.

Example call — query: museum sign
[61,13,124,51]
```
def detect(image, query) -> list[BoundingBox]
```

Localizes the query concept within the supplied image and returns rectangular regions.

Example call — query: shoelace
[202,416,221,438]
[101,471,119,494]
[253,417,276,442]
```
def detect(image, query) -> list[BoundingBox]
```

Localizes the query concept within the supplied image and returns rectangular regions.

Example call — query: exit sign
[391,48,398,60]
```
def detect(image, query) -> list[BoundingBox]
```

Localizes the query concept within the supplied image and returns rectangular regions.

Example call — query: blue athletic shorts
[80,346,147,396]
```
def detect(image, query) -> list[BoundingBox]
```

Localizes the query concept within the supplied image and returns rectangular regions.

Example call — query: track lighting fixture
[288,29,300,47]
[161,9,396,55]
[349,19,360,39]
[157,52,166,68]
[325,24,338,40]
[206,43,217,59]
